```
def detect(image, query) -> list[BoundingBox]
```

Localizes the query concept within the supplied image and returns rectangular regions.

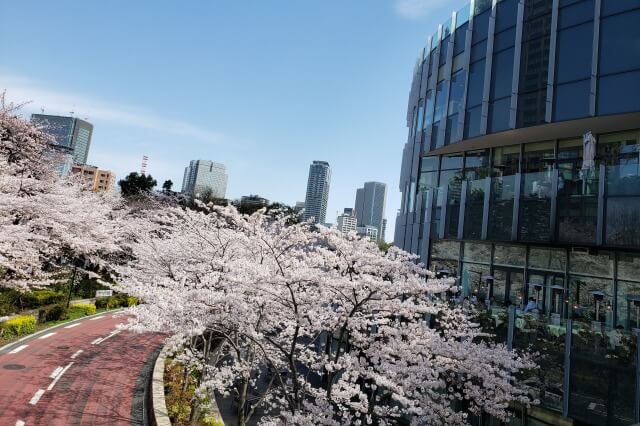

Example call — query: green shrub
[0,303,16,316]
[69,303,96,316]
[39,304,68,322]
[32,289,66,306]
[106,294,129,308]
[95,297,109,309]
[126,296,138,307]
[1,315,36,336]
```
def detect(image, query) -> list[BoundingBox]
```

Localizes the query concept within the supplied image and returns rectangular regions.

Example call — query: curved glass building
[395,1,640,424]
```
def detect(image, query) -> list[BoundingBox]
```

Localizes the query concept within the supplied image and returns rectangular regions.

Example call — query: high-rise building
[336,209,357,234]
[240,195,269,208]
[70,165,115,192]
[396,2,640,424]
[303,161,331,224]
[181,160,228,199]
[31,114,93,166]
[354,182,387,241]
[381,218,387,242]
[294,201,305,213]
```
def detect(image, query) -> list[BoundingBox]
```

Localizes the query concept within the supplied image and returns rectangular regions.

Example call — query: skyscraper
[354,182,387,241]
[336,208,357,234]
[303,161,331,224]
[181,160,228,199]
[31,114,93,166]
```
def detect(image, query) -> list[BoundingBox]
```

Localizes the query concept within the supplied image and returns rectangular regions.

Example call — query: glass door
[492,267,525,309]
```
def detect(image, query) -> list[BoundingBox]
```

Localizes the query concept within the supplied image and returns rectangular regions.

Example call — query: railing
[487,174,517,240]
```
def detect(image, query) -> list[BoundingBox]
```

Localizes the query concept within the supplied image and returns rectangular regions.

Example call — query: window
[555,22,593,84]
[439,35,450,65]
[492,145,520,176]
[529,247,566,271]
[599,9,640,76]
[554,80,590,121]
[558,0,594,29]
[433,82,447,123]
[597,70,640,115]
[488,98,511,133]
[493,244,526,267]
[467,59,486,107]
[569,251,614,277]
[463,242,491,263]
[493,27,516,53]
[490,48,514,101]
[423,90,434,129]
[448,70,466,116]
[464,105,482,138]
[470,40,487,63]
[416,98,425,133]
[601,0,640,18]
[454,23,468,56]
[495,0,518,33]
[472,9,491,44]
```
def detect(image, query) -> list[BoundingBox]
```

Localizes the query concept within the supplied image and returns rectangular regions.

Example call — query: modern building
[303,161,331,224]
[294,201,306,214]
[336,209,358,234]
[239,195,269,208]
[395,1,640,424]
[31,114,93,166]
[181,160,228,199]
[357,225,378,242]
[354,182,387,241]
[381,218,387,242]
[70,165,115,192]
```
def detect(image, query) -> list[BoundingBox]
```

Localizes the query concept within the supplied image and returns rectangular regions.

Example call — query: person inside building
[524,297,539,313]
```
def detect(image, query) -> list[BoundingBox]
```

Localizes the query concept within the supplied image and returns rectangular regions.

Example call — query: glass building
[303,161,331,224]
[31,114,93,166]
[181,159,228,199]
[354,182,388,242]
[395,1,640,424]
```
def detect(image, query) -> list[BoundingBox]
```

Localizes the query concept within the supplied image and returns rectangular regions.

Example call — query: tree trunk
[237,376,249,426]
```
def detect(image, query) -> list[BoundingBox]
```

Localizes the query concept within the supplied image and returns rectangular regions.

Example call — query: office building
[336,209,357,234]
[357,225,378,242]
[240,195,269,208]
[294,201,305,214]
[70,165,115,192]
[354,182,387,241]
[31,114,93,166]
[303,161,331,224]
[395,1,640,424]
[181,160,228,199]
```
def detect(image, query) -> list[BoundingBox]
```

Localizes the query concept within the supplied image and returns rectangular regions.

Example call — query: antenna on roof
[141,155,149,175]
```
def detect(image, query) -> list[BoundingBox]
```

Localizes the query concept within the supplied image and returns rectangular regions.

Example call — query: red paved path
[0,313,164,426]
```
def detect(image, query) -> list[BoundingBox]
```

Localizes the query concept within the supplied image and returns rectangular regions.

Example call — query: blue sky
[1,0,466,241]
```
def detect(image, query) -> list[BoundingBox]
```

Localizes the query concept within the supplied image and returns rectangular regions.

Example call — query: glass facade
[398,1,640,424]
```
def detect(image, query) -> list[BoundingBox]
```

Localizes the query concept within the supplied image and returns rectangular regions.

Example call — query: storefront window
[618,252,640,281]
[493,244,526,267]
[463,242,491,264]
[616,280,640,330]
[461,263,490,298]
[569,251,614,277]
[431,240,460,260]
[529,247,566,272]
[568,276,613,327]
[492,144,520,176]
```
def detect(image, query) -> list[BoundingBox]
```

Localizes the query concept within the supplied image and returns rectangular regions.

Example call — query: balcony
[428,163,640,248]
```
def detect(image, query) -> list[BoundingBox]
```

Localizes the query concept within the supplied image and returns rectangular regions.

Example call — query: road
[0,313,165,426]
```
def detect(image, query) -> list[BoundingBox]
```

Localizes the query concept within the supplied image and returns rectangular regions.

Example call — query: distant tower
[303,161,331,224]
[30,113,93,166]
[354,182,387,242]
[141,155,149,175]
[181,160,228,198]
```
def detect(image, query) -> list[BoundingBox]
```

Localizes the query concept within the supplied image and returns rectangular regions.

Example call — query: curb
[0,308,123,354]
[151,344,172,426]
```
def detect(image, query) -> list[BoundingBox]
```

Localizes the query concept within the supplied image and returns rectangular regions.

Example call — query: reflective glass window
[493,244,526,267]
[448,70,466,116]
[474,0,493,15]
[420,155,439,172]
[492,145,520,176]
[490,47,515,101]
[454,23,468,56]
[472,9,491,44]
[496,0,518,32]
[522,141,555,173]
[461,263,491,298]
[616,280,640,329]
[494,27,516,52]
[555,23,593,84]
[568,276,613,325]
[517,89,547,127]
[618,253,640,281]
[488,98,511,133]
[597,70,640,116]
[445,114,459,146]
[433,82,447,123]
[601,0,640,17]
[439,36,450,65]
[467,59,486,107]
[463,242,492,263]
[569,251,614,277]
[599,9,640,76]
[519,36,550,92]
[432,240,461,260]
[441,153,464,170]
[554,80,590,121]
[529,247,566,272]
[464,105,482,139]
[423,90,434,128]
[558,0,594,29]
[470,40,487,63]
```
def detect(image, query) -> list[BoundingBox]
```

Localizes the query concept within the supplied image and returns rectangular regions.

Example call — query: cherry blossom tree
[118,203,536,425]
[0,93,124,289]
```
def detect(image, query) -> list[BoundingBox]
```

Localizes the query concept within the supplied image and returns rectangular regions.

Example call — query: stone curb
[152,344,172,426]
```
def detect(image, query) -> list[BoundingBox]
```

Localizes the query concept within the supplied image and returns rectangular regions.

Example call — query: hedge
[69,303,97,316]
[38,304,68,322]
[1,315,36,336]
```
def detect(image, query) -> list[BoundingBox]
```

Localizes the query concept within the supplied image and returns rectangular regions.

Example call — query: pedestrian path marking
[89,315,105,321]
[49,366,63,379]
[29,389,45,405]
[70,349,83,359]
[38,332,56,340]
[64,323,80,329]
[92,329,121,345]
[8,344,28,354]
[47,362,74,390]
[15,420,25,426]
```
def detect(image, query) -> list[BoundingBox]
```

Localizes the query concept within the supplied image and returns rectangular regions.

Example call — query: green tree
[162,179,173,194]
[118,172,157,197]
